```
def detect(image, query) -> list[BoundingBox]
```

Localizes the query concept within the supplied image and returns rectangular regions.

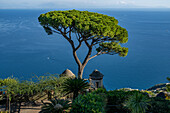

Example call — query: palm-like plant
[124,92,151,113]
[62,78,89,99]
[40,98,70,113]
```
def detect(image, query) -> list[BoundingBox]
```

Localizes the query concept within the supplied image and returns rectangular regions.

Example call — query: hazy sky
[0,0,170,9]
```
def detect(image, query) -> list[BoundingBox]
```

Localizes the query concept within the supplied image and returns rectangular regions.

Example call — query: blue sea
[0,9,170,90]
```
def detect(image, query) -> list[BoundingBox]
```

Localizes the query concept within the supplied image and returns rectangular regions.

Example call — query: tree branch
[73,50,82,67]
[69,27,72,39]
[92,36,117,45]
[84,40,90,48]
[75,32,79,40]
[75,41,82,51]
[51,30,62,34]
[88,51,102,61]
[82,46,92,66]
[66,27,73,34]
[58,29,75,49]
[64,28,67,34]
[58,28,82,68]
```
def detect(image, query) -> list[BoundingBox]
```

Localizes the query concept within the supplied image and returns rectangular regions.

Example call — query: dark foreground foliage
[93,88,170,113]
[71,93,106,113]
[0,77,169,113]
[148,97,170,113]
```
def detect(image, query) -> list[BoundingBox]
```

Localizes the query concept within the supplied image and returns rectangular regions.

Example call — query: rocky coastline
[118,83,170,99]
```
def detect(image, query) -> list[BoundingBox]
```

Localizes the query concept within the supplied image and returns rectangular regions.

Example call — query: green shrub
[71,93,106,113]
[107,90,127,105]
[92,88,107,94]
[148,97,170,113]
[124,92,151,113]
[0,77,19,101]
[107,90,140,105]
[106,90,141,113]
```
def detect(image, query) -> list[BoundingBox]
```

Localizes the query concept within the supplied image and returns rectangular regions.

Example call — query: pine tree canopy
[38,9,128,57]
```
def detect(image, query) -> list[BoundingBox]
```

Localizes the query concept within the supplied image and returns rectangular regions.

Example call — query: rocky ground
[119,83,170,99]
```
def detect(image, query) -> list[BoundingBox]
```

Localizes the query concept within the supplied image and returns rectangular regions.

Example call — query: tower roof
[89,69,104,79]
[60,69,75,78]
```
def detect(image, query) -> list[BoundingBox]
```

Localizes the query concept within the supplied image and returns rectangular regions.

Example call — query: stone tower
[89,69,104,89]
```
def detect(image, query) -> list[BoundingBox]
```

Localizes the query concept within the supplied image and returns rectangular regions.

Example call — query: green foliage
[36,75,66,94]
[106,90,142,112]
[38,10,127,40]
[0,75,66,103]
[97,42,128,57]
[167,77,170,81]
[0,77,19,101]
[38,9,128,57]
[70,93,106,113]
[107,90,140,105]
[107,90,126,105]
[19,81,38,96]
[148,97,170,113]
[124,92,151,113]
[62,78,89,99]
[0,77,18,86]
[35,75,67,99]
[40,98,70,113]
[92,88,107,94]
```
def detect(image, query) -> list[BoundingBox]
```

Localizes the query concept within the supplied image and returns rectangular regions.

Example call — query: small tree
[0,77,19,112]
[38,10,128,79]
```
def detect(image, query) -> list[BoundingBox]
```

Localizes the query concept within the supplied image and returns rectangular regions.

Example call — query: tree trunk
[6,95,8,111]
[78,66,85,79]
[72,41,92,79]
[18,100,21,113]
[9,96,10,113]
[76,48,91,79]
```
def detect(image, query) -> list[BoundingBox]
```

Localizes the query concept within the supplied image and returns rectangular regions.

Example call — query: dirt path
[0,100,50,113]
[20,105,41,113]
